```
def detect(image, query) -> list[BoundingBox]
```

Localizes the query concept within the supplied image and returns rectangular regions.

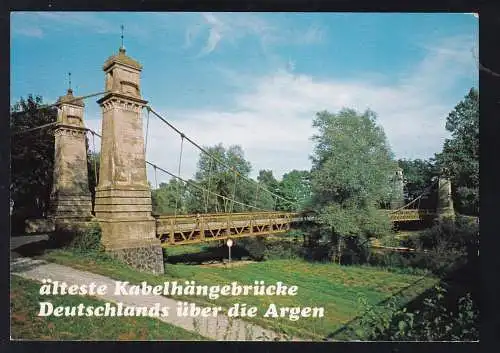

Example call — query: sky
[11,12,478,184]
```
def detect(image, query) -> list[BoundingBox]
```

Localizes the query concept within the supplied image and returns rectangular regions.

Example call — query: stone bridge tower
[94,46,164,274]
[48,88,93,225]
[437,169,455,220]
[390,167,405,209]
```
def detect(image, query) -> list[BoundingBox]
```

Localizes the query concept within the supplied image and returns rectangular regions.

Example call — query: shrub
[368,250,415,268]
[351,286,479,341]
[50,222,103,254]
[263,241,302,260]
[404,217,477,251]
[367,218,477,275]
[237,237,266,261]
[327,234,371,265]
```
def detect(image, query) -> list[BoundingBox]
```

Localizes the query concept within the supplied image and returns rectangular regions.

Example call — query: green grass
[39,249,439,340]
[10,275,208,340]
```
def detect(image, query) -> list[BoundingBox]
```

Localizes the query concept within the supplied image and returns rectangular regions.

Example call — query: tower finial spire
[67,72,73,95]
[120,24,125,52]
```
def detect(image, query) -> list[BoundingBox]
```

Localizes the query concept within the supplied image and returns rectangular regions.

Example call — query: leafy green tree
[310,108,397,262]
[87,151,100,212]
[398,158,439,201]
[151,179,188,215]
[256,169,279,210]
[10,95,57,229]
[435,88,479,215]
[277,170,312,211]
[257,170,279,188]
[193,144,254,213]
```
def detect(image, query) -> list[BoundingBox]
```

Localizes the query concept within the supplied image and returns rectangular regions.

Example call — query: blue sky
[11,12,478,183]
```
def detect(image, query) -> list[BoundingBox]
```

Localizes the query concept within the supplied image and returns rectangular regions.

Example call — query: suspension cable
[85,127,101,138]
[146,106,298,207]
[153,165,158,189]
[90,130,98,186]
[174,135,185,217]
[11,121,59,136]
[86,122,280,213]
[205,158,213,214]
[144,107,150,155]
[254,182,261,208]
[390,178,439,213]
[84,129,264,212]
[12,91,108,121]
[230,171,237,213]
[145,161,267,212]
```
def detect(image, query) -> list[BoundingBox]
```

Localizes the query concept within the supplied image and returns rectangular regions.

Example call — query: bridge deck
[154,209,436,246]
[154,212,304,246]
[386,209,436,222]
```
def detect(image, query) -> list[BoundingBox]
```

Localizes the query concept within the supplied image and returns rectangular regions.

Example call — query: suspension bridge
[14,45,453,274]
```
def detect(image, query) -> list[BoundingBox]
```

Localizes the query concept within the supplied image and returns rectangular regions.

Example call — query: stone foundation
[108,244,164,274]
[54,218,97,233]
[97,217,164,274]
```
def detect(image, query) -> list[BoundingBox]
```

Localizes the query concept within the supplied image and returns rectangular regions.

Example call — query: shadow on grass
[166,244,253,264]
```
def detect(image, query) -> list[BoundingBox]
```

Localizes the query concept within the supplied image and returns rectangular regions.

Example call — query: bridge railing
[387,209,436,222]
[154,211,302,246]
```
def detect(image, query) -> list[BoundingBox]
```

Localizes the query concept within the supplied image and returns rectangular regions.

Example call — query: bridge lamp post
[226,238,233,266]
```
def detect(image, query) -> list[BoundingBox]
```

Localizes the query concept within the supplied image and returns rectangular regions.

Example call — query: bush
[351,286,478,341]
[263,241,302,260]
[327,235,371,265]
[403,217,477,251]
[367,247,465,276]
[50,222,103,254]
[368,250,415,268]
[237,237,266,261]
[367,218,477,275]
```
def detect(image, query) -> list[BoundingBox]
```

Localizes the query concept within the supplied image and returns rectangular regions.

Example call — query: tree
[310,108,397,263]
[87,151,100,212]
[151,179,188,215]
[193,144,254,213]
[435,88,479,215]
[277,170,312,211]
[256,169,279,210]
[10,95,57,229]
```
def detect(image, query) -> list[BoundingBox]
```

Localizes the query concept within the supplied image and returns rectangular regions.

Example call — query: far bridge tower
[437,169,455,220]
[48,85,93,226]
[390,166,405,209]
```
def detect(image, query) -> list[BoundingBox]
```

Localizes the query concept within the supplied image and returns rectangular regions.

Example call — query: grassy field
[10,275,207,340]
[40,249,439,340]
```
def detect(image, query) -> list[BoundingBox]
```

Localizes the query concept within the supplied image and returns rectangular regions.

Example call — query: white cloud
[144,35,476,182]
[190,13,325,57]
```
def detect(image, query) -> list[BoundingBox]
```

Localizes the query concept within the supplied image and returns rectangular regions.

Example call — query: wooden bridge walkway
[154,209,436,246]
